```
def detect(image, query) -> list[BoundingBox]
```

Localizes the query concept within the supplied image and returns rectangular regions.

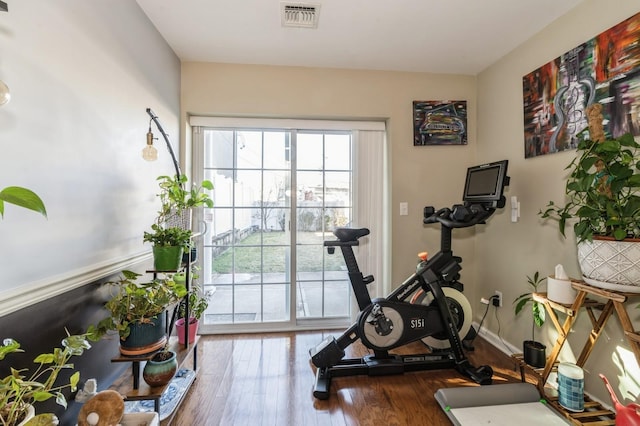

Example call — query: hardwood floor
[170,330,525,426]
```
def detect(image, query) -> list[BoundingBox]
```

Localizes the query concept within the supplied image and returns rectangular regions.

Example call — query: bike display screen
[462,160,509,207]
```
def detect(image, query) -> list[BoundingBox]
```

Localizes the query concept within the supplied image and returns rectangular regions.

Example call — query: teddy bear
[77,390,125,426]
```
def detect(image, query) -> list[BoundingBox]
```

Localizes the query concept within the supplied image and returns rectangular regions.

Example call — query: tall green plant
[0,186,46,219]
[514,271,546,341]
[540,103,640,242]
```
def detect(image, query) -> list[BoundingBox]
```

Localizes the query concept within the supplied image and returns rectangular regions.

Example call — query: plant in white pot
[0,331,91,426]
[514,271,547,368]
[540,102,640,292]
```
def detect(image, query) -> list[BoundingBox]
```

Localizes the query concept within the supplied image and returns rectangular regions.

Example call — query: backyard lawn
[211,231,346,273]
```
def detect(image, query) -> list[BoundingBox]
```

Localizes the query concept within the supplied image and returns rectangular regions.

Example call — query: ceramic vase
[143,350,177,387]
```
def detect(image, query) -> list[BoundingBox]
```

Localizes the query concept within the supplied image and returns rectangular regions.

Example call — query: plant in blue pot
[87,270,187,356]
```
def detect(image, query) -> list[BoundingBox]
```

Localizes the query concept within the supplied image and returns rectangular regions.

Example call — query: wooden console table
[511,279,640,425]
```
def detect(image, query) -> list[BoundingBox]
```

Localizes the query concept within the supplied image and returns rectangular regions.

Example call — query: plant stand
[109,336,199,424]
[109,232,203,424]
[511,279,640,425]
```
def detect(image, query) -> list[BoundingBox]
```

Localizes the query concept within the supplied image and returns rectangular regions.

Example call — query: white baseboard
[473,321,520,356]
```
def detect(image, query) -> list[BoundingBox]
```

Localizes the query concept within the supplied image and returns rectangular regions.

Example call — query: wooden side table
[511,279,640,425]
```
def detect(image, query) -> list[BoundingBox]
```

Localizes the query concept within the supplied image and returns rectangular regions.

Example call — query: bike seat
[334,227,370,242]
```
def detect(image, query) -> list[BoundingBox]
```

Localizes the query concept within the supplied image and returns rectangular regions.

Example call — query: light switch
[511,196,520,222]
[400,202,408,216]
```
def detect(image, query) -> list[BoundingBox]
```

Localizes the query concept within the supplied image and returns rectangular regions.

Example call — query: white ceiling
[136,0,585,75]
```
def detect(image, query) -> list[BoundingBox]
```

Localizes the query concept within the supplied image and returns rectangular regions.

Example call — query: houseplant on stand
[174,275,212,345]
[142,344,178,388]
[87,270,187,356]
[0,331,90,425]
[143,225,192,271]
[155,174,213,230]
[514,271,547,368]
[540,103,640,292]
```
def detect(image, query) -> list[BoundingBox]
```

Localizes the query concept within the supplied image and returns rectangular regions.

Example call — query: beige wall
[181,0,640,406]
[181,63,484,306]
[478,0,640,406]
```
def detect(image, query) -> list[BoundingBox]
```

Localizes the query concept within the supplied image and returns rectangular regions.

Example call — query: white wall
[0,1,180,314]
[477,0,640,406]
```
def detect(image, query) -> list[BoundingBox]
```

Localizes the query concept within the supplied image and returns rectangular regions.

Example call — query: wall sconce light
[144,108,182,178]
[0,80,10,106]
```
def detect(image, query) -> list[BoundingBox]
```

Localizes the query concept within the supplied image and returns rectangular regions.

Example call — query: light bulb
[142,144,158,161]
[0,80,10,106]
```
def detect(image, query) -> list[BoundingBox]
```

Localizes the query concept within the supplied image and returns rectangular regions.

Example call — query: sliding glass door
[197,127,353,331]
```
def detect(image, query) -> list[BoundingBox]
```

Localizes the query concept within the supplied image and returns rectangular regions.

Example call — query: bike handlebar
[423,204,495,229]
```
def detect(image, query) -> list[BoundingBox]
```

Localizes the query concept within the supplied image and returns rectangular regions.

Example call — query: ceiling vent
[281,2,320,29]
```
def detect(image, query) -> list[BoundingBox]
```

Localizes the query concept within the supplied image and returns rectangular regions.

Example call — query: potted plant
[87,270,187,356]
[0,331,90,425]
[143,225,192,271]
[0,186,46,219]
[155,174,213,229]
[174,278,212,345]
[514,271,547,368]
[142,343,178,388]
[540,102,640,291]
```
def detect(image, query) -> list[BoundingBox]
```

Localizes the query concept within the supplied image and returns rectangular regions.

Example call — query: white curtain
[354,129,390,301]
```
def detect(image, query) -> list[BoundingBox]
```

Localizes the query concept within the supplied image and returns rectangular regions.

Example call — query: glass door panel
[295,132,352,320]
[202,128,352,328]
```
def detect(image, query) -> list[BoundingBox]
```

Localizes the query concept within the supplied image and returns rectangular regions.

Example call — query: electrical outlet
[493,291,503,307]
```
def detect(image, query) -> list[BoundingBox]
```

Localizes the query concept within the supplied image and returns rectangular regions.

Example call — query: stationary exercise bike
[309,160,509,400]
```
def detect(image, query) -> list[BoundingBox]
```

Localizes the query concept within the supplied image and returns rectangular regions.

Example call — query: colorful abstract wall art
[413,100,468,146]
[523,11,640,158]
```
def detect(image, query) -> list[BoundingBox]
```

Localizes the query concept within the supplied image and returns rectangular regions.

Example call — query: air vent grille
[281,3,320,28]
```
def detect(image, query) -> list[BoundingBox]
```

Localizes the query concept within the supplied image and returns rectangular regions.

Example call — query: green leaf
[0,338,23,360]
[31,390,55,402]
[33,353,55,364]
[514,297,530,315]
[613,228,627,240]
[0,186,47,218]
[69,371,80,390]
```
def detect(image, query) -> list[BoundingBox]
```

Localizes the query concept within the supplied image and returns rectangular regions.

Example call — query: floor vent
[281,2,320,29]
